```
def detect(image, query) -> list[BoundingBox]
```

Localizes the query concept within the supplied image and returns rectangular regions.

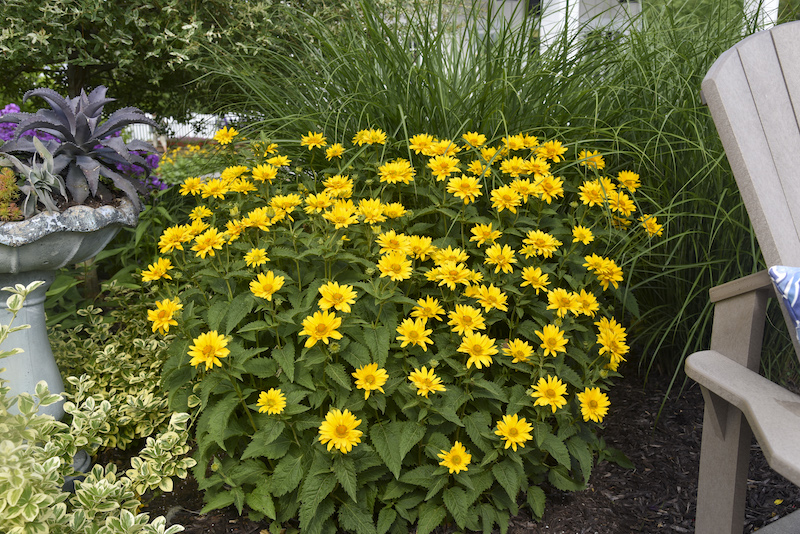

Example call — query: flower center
[335,424,349,437]
[451,455,461,465]
[365,375,375,385]
[546,388,556,398]
[589,400,598,408]
[508,428,519,437]
[316,324,329,334]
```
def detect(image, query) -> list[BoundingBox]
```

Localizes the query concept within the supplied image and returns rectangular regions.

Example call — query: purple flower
[0,102,60,143]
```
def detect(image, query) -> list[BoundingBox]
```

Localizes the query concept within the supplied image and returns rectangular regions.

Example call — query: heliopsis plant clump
[147,128,663,534]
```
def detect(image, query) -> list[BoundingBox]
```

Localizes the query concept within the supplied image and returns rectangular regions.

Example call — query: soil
[133,369,800,533]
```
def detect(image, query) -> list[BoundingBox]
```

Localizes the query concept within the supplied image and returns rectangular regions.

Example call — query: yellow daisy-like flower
[430,139,461,156]
[378,158,416,185]
[639,214,664,237]
[572,225,594,245]
[536,139,568,162]
[577,387,610,423]
[200,178,228,200]
[525,157,551,178]
[305,192,334,214]
[535,324,568,357]
[396,317,433,351]
[408,235,434,260]
[481,146,501,163]
[301,131,327,149]
[467,159,490,177]
[438,441,471,474]
[573,289,599,317]
[502,338,533,363]
[408,366,446,398]
[323,174,354,199]
[377,251,413,281]
[408,133,436,155]
[192,228,226,259]
[431,246,468,265]
[520,266,550,294]
[578,180,606,207]
[490,185,522,213]
[469,223,501,247]
[411,296,444,321]
[607,190,636,217]
[537,174,565,204]
[147,298,182,334]
[187,218,209,236]
[595,258,624,291]
[475,284,508,312]
[383,202,407,218]
[495,414,533,452]
[578,149,605,170]
[447,304,486,336]
[141,257,174,282]
[243,206,272,231]
[189,205,213,221]
[531,375,568,413]
[159,225,192,253]
[318,281,358,313]
[352,363,389,399]
[323,199,359,229]
[250,271,285,301]
[461,131,486,147]
[484,243,517,274]
[229,178,256,194]
[547,288,580,318]
[252,163,278,183]
[500,156,527,178]
[522,133,539,148]
[522,229,562,259]
[617,170,640,191]
[257,388,286,415]
[446,175,483,204]
[510,178,538,202]
[583,253,606,272]
[244,248,269,268]
[267,155,291,167]
[299,310,343,348]
[188,331,230,370]
[220,165,249,183]
[326,143,345,160]
[434,261,471,290]
[213,126,238,145]
[376,230,412,255]
[366,128,388,145]
[318,408,362,453]
[458,332,498,369]
[502,134,526,152]
[179,177,203,196]
[427,155,460,181]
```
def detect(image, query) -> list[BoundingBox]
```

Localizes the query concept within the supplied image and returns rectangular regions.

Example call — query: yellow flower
[229,178,256,194]
[427,155,460,181]
[257,388,286,415]
[469,223,501,247]
[377,251,413,281]
[213,126,238,145]
[378,158,416,184]
[579,180,606,206]
[495,414,533,451]
[431,246,468,265]
[502,134,526,152]
[577,387,610,423]
[535,324,568,357]
[474,284,508,312]
[408,235,434,260]
[572,225,594,245]
[189,205,213,221]
[244,248,269,268]
[252,163,278,183]
[323,174,354,198]
[434,261,472,290]
[305,192,334,214]
[396,318,433,351]
[524,157,551,177]
[500,156,527,177]
[243,206,273,231]
[510,178,538,202]
[147,298,182,334]
[299,310,343,347]
[607,190,636,217]
[141,257,173,282]
[267,154,291,167]
[536,139,568,162]
[200,178,228,200]
[446,175,482,204]
[522,230,562,259]
[617,170,640,191]
[531,375,568,413]
[220,165,249,182]
[503,339,534,363]
[578,149,605,170]
[318,281,358,313]
[458,332,498,369]
[352,363,389,399]
[159,225,192,253]
[467,159,490,177]
[326,143,345,160]
[383,202,407,218]
[547,288,580,318]
[594,258,624,291]
[376,230,412,255]
[318,408,362,453]
[323,199,359,229]
[408,366,446,398]
[520,266,550,294]
[438,441,471,474]
[490,185,521,213]
[430,139,460,156]
[484,243,517,274]
[411,296,444,321]
[447,304,486,336]
[575,289,599,317]
[301,131,327,149]
[537,174,565,204]
[461,131,486,148]
[639,214,664,237]
[481,146,501,163]
[192,228,226,258]
[250,271,285,301]
[179,177,203,196]
[408,133,436,155]
[188,331,230,370]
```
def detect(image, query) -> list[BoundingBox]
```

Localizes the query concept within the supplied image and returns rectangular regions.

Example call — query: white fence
[125,113,231,144]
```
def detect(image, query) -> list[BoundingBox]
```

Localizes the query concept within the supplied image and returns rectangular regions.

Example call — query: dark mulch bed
[135,369,800,533]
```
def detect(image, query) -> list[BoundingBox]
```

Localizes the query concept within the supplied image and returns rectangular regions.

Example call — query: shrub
[145,127,661,532]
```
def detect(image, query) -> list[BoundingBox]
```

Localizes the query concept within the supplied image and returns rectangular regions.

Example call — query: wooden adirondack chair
[686,20,800,534]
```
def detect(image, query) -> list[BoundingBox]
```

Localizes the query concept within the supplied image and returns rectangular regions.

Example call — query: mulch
[137,368,800,533]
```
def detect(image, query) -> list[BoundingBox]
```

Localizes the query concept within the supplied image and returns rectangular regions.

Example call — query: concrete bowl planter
[0,198,138,419]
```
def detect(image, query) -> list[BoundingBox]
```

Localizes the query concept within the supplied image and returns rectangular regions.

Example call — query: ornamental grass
[144,127,662,534]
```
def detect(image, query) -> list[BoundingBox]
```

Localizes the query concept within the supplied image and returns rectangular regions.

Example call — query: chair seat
[686,350,800,485]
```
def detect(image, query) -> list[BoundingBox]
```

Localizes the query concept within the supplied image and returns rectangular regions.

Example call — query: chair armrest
[686,350,800,485]
[709,269,774,303]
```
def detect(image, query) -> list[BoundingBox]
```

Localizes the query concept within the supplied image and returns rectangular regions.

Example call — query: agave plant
[1,137,66,217]
[0,86,158,212]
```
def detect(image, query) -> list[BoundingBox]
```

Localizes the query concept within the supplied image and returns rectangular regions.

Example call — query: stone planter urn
[0,199,138,420]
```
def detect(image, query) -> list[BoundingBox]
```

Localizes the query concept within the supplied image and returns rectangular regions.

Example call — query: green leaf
[363,325,391,367]
[334,455,358,502]
[338,502,377,534]
[271,453,306,496]
[415,502,447,534]
[341,340,372,369]
[200,490,235,514]
[399,465,436,487]
[225,292,255,334]
[206,393,240,451]
[479,503,498,534]
[246,484,276,520]
[542,434,571,468]
[243,357,278,378]
[206,300,228,332]
[434,404,464,427]
[492,459,523,502]
[463,411,493,453]
[472,378,508,402]
[527,486,546,519]
[443,487,469,529]
[325,362,353,390]
[241,421,286,460]
[237,320,268,333]
[548,465,585,491]
[377,506,397,534]
[567,436,594,483]
[424,475,448,500]
[273,342,295,382]
[370,421,426,478]
[299,472,337,530]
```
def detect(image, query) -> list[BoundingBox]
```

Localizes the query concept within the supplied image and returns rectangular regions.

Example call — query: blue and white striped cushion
[768,266,800,341]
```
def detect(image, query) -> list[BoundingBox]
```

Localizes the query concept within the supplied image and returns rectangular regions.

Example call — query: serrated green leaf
[567,436,594,483]
[553,363,582,388]
[338,502,377,534]
[492,459,523,502]
[243,357,278,378]
[424,475,448,500]
[271,453,305,496]
[299,472,337,529]
[341,340,372,369]
[325,362,352,390]
[548,465,585,491]
[434,404,464,427]
[225,292,255,334]
[206,300,228,332]
[443,487,469,529]
[480,502,498,534]
[527,486,546,519]
[377,506,397,534]
[542,434,570,468]
[533,421,552,447]
[334,455,358,502]
[246,484,276,520]
[370,421,426,478]
[399,465,436,487]
[363,325,391,367]
[381,480,413,500]
[463,411,492,453]
[241,421,286,459]
[200,490,235,514]
[415,502,447,534]
[472,378,508,402]
[303,499,336,534]
[273,341,295,382]
[206,393,240,451]
[237,320,268,333]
